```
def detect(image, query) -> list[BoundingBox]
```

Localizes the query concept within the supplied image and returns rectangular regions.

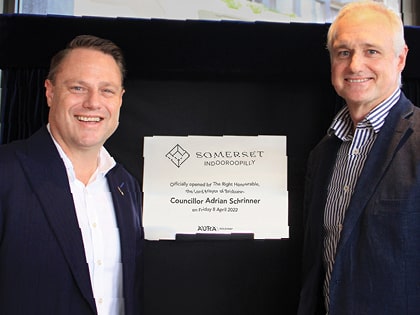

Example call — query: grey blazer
[298,92,420,315]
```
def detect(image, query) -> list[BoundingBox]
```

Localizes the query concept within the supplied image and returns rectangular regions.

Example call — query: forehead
[332,10,394,47]
[57,48,122,83]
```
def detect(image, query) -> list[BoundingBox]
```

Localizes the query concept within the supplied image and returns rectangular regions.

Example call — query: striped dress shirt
[322,89,401,313]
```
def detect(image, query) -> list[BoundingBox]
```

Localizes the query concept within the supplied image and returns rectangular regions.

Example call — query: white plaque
[142,135,288,240]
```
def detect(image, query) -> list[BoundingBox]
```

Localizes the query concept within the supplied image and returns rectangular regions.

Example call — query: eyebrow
[63,79,122,88]
[333,41,381,50]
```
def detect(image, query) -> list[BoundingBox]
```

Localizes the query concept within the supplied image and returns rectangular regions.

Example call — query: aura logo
[166,144,190,168]
[197,225,217,232]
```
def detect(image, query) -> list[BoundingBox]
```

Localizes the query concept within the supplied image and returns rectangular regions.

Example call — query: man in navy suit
[298,2,419,314]
[0,35,143,314]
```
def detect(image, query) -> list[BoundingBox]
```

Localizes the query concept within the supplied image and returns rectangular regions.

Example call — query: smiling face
[45,47,124,156]
[330,9,407,114]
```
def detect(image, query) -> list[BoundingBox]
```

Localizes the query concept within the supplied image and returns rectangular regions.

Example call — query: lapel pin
[117,182,125,196]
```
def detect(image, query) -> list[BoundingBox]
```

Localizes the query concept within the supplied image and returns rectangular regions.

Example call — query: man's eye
[71,86,85,92]
[367,49,379,55]
[103,89,115,94]
[337,51,350,57]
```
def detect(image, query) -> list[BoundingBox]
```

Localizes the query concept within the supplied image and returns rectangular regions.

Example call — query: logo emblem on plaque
[166,144,190,168]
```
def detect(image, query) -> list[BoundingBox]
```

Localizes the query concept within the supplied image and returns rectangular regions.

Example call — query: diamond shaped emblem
[166,144,190,168]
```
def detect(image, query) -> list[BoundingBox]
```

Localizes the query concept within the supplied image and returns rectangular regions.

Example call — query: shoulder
[397,96,420,131]
[0,139,26,165]
[0,127,61,175]
[396,92,419,119]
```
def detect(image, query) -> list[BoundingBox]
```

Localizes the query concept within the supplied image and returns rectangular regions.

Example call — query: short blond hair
[326,1,406,56]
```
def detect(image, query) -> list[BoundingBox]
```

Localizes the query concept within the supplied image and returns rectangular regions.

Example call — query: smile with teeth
[346,78,370,83]
[76,116,102,122]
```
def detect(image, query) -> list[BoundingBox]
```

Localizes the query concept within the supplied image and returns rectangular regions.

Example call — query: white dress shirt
[48,126,125,315]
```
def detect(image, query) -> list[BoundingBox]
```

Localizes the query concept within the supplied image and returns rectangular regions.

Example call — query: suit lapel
[310,133,342,226]
[337,96,414,251]
[108,170,137,262]
[106,166,138,314]
[17,127,96,313]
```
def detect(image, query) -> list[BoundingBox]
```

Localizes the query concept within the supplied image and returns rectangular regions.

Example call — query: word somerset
[196,150,265,166]
[170,197,261,205]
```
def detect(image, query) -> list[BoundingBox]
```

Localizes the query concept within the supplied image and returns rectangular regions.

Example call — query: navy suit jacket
[298,92,420,315]
[0,126,144,315]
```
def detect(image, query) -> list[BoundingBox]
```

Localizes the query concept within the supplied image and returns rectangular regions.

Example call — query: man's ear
[44,79,54,108]
[397,45,409,72]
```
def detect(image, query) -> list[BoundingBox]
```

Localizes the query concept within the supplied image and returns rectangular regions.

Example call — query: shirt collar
[46,124,116,183]
[328,88,401,140]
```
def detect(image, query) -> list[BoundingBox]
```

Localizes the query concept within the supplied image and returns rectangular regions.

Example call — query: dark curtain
[1,70,420,146]
[402,78,420,108]
[0,68,49,144]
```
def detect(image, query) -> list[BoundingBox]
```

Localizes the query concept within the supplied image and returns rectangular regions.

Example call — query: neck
[349,107,369,128]
[59,146,100,186]
[70,151,99,185]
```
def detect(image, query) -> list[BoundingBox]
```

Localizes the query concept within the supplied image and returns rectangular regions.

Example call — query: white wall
[73,0,327,23]
[10,0,405,24]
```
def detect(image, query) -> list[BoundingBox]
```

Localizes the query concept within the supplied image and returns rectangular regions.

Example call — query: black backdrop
[1,14,420,315]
